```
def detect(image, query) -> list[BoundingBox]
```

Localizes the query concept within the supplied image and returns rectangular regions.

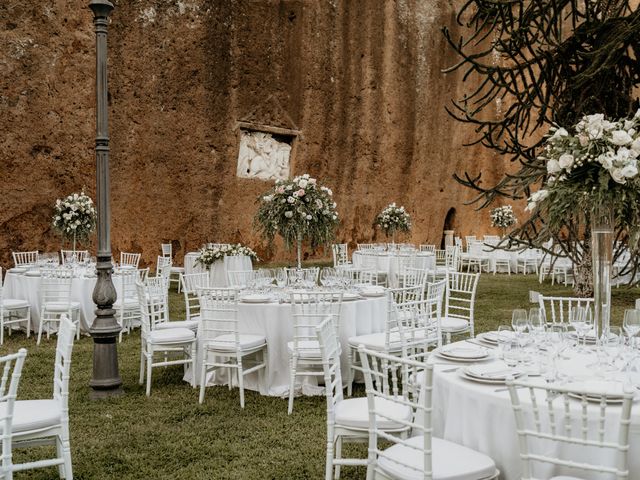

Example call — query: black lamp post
[88,0,123,399]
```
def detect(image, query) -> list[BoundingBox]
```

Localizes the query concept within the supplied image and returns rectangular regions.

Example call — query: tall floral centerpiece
[490,205,517,237]
[255,174,339,269]
[52,191,97,252]
[527,111,640,337]
[195,243,259,270]
[375,203,411,243]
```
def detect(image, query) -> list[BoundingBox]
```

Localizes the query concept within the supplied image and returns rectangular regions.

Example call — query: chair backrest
[118,268,148,305]
[357,243,375,251]
[445,245,460,271]
[40,267,74,305]
[181,273,211,321]
[0,348,27,477]
[445,271,480,324]
[396,253,417,272]
[359,346,432,478]
[454,236,463,248]
[161,243,172,258]
[53,315,76,408]
[60,250,89,265]
[12,251,38,267]
[507,378,633,480]
[198,288,240,349]
[434,249,446,266]
[421,279,446,350]
[537,295,594,324]
[290,292,342,356]
[316,316,344,420]
[465,235,477,248]
[419,244,435,254]
[331,243,349,266]
[400,267,428,294]
[120,252,141,268]
[136,277,170,334]
[227,270,255,289]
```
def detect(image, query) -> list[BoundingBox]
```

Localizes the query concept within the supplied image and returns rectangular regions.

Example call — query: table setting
[425,306,640,479]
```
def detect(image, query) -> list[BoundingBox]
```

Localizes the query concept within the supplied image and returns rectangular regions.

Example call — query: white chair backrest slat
[12,251,39,267]
[538,295,594,324]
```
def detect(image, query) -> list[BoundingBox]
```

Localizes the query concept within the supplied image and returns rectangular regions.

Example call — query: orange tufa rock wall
[0,0,519,268]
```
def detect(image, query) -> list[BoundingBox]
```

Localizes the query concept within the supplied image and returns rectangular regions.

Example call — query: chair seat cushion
[1,298,29,309]
[287,340,322,358]
[113,298,138,309]
[348,332,401,351]
[440,316,470,333]
[207,334,266,351]
[155,320,199,332]
[42,301,80,312]
[378,435,497,480]
[148,328,195,344]
[0,399,61,434]
[335,397,412,431]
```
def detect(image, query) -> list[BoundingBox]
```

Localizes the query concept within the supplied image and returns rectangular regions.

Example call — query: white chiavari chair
[357,253,387,287]
[288,291,343,414]
[0,268,30,345]
[180,272,210,323]
[11,252,38,268]
[136,281,196,396]
[357,244,375,251]
[506,378,633,480]
[332,243,352,267]
[316,316,413,480]
[464,235,477,250]
[197,288,267,407]
[120,252,141,269]
[37,268,80,345]
[419,245,435,254]
[516,249,541,275]
[466,242,490,273]
[10,315,76,478]
[59,250,88,265]
[537,295,594,325]
[161,243,185,293]
[346,284,432,396]
[142,277,198,332]
[115,268,149,342]
[227,270,256,289]
[0,348,27,480]
[441,271,480,343]
[359,347,499,480]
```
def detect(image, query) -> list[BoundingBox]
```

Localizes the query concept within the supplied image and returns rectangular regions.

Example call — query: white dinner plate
[341,292,361,301]
[439,345,489,360]
[359,287,386,297]
[8,268,27,274]
[460,365,524,385]
[25,270,41,277]
[565,380,628,403]
[476,332,499,345]
[240,294,273,304]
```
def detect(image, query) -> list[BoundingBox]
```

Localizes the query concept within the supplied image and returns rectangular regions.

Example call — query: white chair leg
[347,347,354,396]
[324,424,335,480]
[191,343,197,388]
[146,351,153,397]
[237,356,245,409]
[61,437,73,480]
[37,316,44,345]
[199,353,207,404]
[334,436,342,480]
[288,354,297,415]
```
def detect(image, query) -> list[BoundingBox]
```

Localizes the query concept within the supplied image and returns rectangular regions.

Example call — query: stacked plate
[359,286,386,297]
[565,380,630,403]
[25,270,41,277]
[341,292,361,301]
[435,344,490,363]
[477,330,515,346]
[459,362,525,385]
[240,294,273,304]
[8,267,27,274]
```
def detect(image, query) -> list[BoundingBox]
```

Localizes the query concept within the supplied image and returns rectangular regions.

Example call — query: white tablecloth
[3,271,115,333]
[428,341,640,479]
[184,253,253,287]
[185,295,387,397]
[352,252,435,286]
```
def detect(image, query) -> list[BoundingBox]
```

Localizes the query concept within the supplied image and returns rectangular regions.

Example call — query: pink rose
[296,189,305,197]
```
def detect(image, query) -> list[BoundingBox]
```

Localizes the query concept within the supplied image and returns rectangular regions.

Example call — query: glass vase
[296,235,302,270]
[591,205,614,339]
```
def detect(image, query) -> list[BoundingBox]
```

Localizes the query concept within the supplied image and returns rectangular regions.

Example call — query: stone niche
[236,127,296,181]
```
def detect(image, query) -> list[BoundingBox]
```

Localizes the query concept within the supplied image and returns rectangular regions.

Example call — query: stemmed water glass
[497,325,514,359]
[623,309,640,348]
[275,268,287,288]
[512,309,528,346]
[528,308,545,336]
[600,326,623,372]
[569,306,591,351]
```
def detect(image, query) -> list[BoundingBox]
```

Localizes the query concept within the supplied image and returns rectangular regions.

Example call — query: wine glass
[497,325,513,357]
[512,309,528,347]
[624,309,640,348]
[528,307,545,335]
[600,326,622,371]
[320,268,335,287]
[546,324,567,359]
[275,268,287,288]
[569,306,588,350]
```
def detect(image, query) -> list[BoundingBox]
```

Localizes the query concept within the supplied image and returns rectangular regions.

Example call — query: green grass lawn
[2,274,639,479]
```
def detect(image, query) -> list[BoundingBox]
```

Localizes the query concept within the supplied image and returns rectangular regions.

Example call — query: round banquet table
[183,253,253,287]
[3,270,124,333]
[427,340,640,479]
[184,294,387,397]
[352,251,435,287]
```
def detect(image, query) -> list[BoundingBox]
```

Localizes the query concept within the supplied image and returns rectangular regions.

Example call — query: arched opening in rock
[441,207,456,248]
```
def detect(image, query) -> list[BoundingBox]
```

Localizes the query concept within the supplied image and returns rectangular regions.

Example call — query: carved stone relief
[236,130,291,181]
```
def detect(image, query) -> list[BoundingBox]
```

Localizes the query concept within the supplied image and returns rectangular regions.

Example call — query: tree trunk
[573,247,593,298]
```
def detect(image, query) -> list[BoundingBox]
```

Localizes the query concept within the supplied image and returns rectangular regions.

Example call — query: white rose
[298,179,308,188]
[631,137,640,155]
[611,130,633,146]
[284,211,293,218]
[558,154,574,170]
[546,159,561,174]
[305,214,312,220]
[550,127,568,141]
[287,196,295,204]
[620,162,638,179]
[610,168,626,184]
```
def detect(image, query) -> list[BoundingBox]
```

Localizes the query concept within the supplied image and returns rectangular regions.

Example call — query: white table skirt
[427,341,640,479]
[184,253,252,287]
[352,252,435,286]
[184,295,387,397]
[3,272,107,333]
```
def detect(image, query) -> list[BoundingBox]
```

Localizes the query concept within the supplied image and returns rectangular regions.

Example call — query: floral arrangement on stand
[254,174,339,268]
[490,205,517,236]
[375,203,411,242]
[195,243,259,270]
[525,110,640,337]
[52,191,97,250]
